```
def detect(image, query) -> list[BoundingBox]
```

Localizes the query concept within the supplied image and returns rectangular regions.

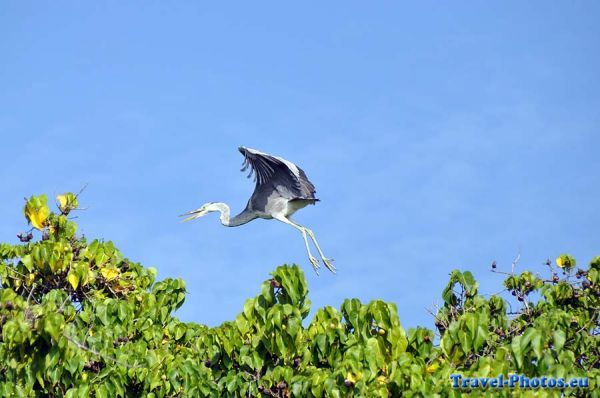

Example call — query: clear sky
[1,2,599,330]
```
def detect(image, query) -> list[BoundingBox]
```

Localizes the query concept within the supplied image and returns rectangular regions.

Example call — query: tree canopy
[0,193,597,397]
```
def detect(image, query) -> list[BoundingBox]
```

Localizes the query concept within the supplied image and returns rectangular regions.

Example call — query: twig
[75,183,89,199]
[482,288,509,297]
[7,267,27,278]
[63,332,141,370]
[511,252,521,274]
[58,295,72,313]
[27,284,37,304]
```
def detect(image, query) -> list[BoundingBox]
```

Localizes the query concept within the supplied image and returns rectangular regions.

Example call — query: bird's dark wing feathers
[296,167,316,199]
[239,147,316,199]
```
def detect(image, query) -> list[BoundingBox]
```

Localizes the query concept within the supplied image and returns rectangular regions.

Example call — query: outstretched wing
[238,146,316,199]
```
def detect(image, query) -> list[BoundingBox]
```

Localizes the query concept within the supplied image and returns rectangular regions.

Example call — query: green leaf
[117,301,128,321]
[43,313,65,341]
[511,335,523,369]
[531,330,543,359]
[553,330,566,351]
[21,254,34,272]
[175,323,186,340]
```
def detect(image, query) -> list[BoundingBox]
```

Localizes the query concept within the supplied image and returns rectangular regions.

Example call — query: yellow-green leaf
[426,362,439,374]
[24,196,50,231]
[56,194,68,211]
[56,192,78,214]
[26,273,36,287]
[35,370,45,388]
[556,254,576,270]
[345,371,362,384]
[101,267,119,281]
[67,272,79,289]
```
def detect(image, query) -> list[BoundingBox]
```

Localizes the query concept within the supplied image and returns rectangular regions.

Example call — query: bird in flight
[180,146,336,274]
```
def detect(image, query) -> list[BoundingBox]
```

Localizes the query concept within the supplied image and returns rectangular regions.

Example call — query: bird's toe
[322,258,336,273]
[309,256,321,272]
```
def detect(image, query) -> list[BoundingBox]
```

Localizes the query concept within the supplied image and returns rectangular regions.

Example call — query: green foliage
[0,194,598,397]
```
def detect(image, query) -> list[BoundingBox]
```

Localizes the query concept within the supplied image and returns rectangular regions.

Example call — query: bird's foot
[321,257,336,274]
[309,256,320,275]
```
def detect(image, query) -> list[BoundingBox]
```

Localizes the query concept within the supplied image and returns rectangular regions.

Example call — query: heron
[180,146,336,274]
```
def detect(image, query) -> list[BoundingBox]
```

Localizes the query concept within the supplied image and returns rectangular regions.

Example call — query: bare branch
[62,332,141,370]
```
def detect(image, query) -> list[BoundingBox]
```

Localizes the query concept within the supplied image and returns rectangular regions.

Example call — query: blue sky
[1,2,599,330]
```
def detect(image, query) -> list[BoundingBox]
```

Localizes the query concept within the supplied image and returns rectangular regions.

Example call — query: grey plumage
[240,146,316,199]
[181,146,335,274]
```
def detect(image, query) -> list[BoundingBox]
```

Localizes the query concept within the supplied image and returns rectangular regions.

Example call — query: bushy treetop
[0,193,597,397]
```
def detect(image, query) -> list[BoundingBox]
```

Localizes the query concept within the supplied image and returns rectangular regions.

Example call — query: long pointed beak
[179,208,207,222]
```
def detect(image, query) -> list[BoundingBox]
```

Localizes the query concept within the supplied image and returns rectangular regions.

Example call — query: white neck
[209,202,256,227]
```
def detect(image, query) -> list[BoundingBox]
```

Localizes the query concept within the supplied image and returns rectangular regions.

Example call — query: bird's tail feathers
[290,198,320,205]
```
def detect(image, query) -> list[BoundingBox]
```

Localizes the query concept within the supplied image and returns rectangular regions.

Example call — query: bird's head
[180,202,219,222]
